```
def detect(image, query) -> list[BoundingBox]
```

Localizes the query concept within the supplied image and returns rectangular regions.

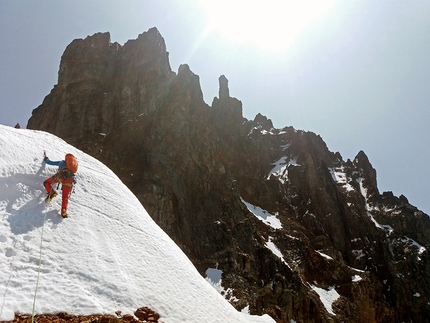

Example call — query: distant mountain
[27,29,430,323]
[0,125,274,323]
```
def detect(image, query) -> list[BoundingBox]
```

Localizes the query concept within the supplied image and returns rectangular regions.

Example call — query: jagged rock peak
[354,150,379,197]
[354,150,369,164]
[178,63,192,76]
[138,26,164,42]
[71,31,112,47]
[124,27,167,54]
[380,191,409,205]
[175,64,204,103]
[253,113,273,130]
[78,31,112,48]
[218,74,230,100]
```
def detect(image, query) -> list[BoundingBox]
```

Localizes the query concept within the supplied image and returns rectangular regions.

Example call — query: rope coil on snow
[31,204,48,323]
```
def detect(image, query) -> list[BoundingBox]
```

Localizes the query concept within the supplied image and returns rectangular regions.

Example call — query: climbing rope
[31,204,48,323]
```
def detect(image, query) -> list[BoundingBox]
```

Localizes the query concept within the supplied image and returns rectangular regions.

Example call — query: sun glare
[199,0,337,53]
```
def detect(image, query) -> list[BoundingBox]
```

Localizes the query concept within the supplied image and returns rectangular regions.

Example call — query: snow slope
[0,125,274,323]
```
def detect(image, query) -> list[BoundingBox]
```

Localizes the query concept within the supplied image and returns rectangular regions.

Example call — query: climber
[43,151,78,218]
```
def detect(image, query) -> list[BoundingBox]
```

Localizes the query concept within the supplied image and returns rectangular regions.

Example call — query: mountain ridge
[27,29,430,322]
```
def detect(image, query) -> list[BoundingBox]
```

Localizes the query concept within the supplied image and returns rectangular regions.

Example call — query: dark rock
[253,113,274,131]
[211,75,244,130]
[27,28,174,144]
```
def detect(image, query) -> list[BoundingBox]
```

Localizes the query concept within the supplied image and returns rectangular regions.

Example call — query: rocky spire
[211,75,243,129]
[354,150,379,199]
[218,74,229,100]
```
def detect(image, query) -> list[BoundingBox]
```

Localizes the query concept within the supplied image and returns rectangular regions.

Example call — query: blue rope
[31,204,48,323]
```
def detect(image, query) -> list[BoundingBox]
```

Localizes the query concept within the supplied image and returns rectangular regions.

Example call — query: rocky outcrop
[4,307,162,323]
[27,28,175,144]
[27,29,430,323]
[212,74,244,129]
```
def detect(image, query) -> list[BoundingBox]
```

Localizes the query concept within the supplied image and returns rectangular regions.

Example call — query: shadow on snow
[1,171,64,235]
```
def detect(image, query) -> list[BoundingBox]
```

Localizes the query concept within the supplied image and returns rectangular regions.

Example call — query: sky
[0,0,429,214]
[0,124,276,323]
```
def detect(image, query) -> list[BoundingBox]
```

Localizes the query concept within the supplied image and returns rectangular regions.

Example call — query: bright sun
[198,0,337,53]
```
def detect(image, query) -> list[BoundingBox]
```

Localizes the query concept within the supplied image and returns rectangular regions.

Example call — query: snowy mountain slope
[0,125,274,323]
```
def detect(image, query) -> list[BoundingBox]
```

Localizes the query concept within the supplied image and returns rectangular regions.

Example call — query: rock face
[27,29,430,323]
[28,28,174,141]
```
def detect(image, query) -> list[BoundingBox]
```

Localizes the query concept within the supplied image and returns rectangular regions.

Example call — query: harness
[54,167,76,193]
